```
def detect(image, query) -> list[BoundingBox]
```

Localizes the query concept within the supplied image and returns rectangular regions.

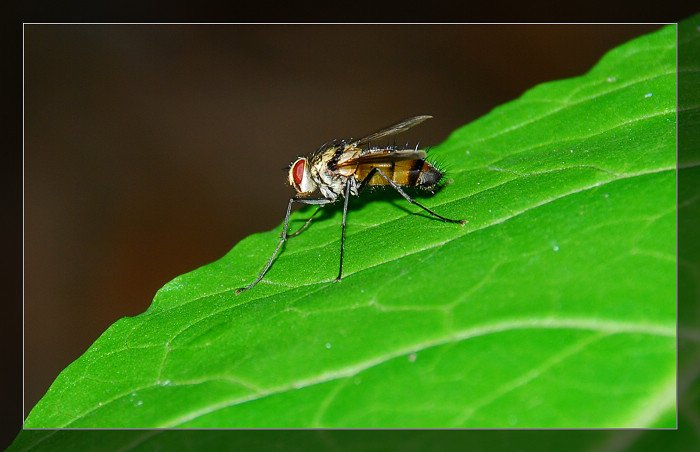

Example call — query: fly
[235,115,465,294]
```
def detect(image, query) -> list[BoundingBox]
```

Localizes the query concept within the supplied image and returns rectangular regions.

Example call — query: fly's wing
[352,115,432,148]
[337,149,427,168]
[335,148,427,177]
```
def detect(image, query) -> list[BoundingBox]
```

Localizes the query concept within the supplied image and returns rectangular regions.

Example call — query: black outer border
[8,4,700,451]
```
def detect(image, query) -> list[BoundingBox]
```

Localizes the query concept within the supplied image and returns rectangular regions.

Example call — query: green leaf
[23,23,677,432]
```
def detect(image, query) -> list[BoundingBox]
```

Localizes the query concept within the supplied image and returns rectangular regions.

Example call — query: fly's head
[288,157,317,196]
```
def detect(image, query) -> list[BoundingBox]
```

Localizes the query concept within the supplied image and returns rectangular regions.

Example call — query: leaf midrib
[63,313,675,428]
[157,316,674,428]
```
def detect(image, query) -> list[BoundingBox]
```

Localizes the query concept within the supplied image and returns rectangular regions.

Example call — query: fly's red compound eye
[293,159,306,187]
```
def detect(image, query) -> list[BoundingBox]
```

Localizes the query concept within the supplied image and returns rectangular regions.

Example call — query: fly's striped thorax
[354,158,443,189]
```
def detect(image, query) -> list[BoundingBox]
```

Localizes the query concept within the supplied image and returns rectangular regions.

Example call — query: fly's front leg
[370,168,466,225]
[236,197,330,294]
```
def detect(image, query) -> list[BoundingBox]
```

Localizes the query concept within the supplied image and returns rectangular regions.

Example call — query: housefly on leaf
[235,115,465,294]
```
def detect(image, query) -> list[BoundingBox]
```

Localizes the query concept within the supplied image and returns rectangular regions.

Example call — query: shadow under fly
[235,115,466,294]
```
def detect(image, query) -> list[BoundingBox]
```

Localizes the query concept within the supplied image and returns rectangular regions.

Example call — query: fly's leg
[236,197,331,294]
[335,179,353,282]
[363,168,466,225]
[287,205,324,238]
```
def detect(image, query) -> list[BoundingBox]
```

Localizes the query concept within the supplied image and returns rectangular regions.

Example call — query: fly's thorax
[316,163,351,200]
[310,144,354,200]
[288,157,317,196]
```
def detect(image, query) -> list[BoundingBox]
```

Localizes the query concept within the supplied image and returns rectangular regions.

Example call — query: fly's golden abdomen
[354,159,443,189]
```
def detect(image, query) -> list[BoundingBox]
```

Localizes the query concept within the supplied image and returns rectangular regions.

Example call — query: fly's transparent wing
[353,115,432,147]
[336,149,427,169]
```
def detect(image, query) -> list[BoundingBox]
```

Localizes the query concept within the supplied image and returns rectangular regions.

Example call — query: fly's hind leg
[363,168,466,225]
[287,204,324,238]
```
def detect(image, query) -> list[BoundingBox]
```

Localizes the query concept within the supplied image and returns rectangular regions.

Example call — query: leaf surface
[24,24,678,430]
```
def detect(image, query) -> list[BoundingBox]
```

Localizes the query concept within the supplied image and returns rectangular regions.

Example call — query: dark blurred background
[23,24,663,425]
